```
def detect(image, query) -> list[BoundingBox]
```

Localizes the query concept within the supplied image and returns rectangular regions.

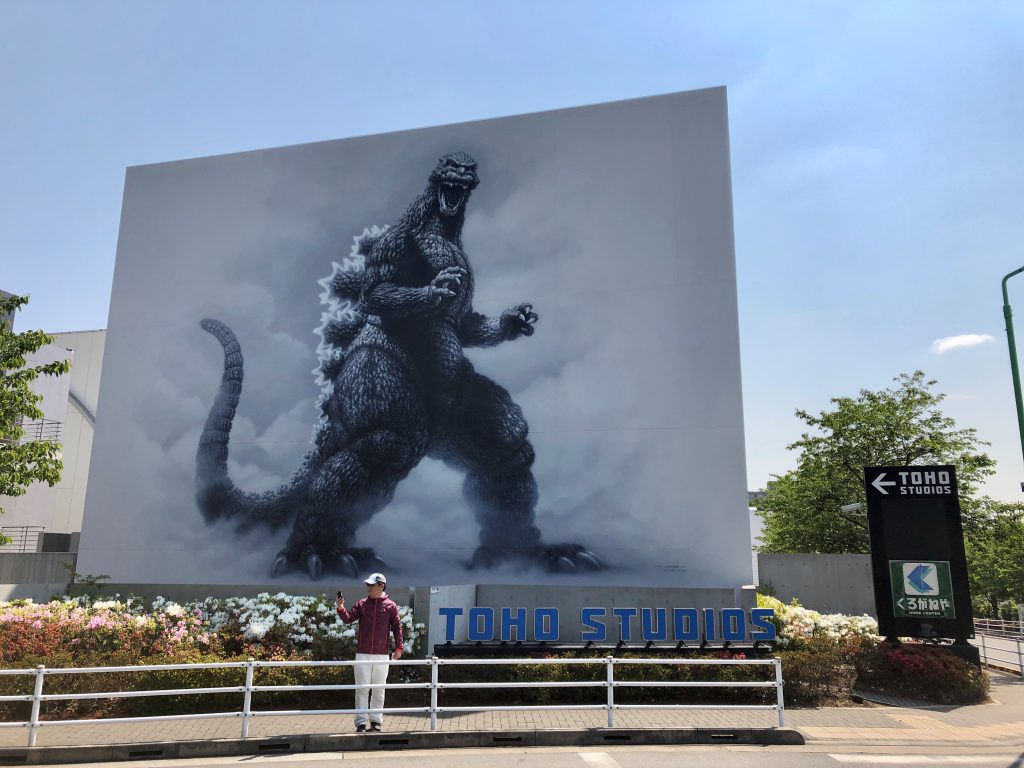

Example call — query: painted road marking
[829,755,1019,764]
[578,753,623,768]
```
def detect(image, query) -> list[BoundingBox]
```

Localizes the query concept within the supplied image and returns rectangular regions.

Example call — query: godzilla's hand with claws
[427,267,466,306]
[500,303,539,339]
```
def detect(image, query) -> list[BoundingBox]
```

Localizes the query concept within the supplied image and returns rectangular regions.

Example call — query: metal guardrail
[0,656,786,746]
[973,618,1023,637]
[0,526,45,553]
[4,419,63,445]
[974,632,1024,676]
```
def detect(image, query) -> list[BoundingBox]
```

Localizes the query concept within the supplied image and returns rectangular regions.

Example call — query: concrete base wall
[0,552,77,585]
[757,553,875,616]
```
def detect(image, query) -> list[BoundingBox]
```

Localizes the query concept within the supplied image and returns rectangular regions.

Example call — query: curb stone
[0,728,805,764]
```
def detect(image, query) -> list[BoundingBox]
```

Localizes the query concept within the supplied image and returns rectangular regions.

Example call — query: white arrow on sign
[896,597,906,610]
[872,472,897,494]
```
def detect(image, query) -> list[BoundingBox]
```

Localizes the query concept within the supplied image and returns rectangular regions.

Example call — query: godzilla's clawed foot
[337,554,358,579]
[469,543,607,574]
[270,545,388,581]
[536,543,607,573]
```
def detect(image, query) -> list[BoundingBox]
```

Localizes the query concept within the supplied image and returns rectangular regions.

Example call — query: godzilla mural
[196,153,606,580]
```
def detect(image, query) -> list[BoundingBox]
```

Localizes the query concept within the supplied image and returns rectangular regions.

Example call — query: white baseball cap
[364,572,387,585]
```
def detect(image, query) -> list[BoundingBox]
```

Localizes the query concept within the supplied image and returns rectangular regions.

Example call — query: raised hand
[427,267,467,305]
[500,302,539,339]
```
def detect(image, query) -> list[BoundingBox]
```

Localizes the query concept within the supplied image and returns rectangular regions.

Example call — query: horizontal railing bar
[0,722,28,729]
[252,683,430,692]
[0,670,36,676]
[435,658,609,666]
[439,681,607,689]
[614,704,779,710]
[36,712,241,727]
[250,707,431,717]
[43,662,247,674]
[254,659,423,668]
[0,695,33,702]
[438,705,608,712]
[612,681,777,688]
[612,658,775,666]
[41,686,245,701]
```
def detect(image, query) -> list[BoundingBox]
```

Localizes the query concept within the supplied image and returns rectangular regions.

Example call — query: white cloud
[931,334,994,355]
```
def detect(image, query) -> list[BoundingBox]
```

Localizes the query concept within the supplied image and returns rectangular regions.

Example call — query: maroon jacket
[337,594,404,656]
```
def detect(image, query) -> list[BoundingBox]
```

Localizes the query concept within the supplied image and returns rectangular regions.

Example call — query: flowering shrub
[0,592,423,667]
[0,597,213,664]
[854,642,989,704]
[182,593,421,658]
[0,593,425,721]
[755,594,989,705]
[756,594,879,648]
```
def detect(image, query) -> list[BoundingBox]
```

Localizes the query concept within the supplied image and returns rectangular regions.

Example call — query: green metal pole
[1002,267,1024,470]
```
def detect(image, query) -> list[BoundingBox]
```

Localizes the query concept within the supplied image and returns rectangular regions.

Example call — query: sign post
[863,466,976,658]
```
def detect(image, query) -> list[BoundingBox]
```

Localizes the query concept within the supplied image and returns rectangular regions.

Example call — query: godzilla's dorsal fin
[311,225,387,398]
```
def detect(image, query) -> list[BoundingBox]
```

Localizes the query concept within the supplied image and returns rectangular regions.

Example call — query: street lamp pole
[1002,267,1024,473]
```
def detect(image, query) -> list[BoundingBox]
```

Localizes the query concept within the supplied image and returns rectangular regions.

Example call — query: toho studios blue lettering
[500,607,527,641]
[580,607,607,641]
[534,607,559,641]
[702,608,717,642]
[641,607,668,641]
[468,607,494,641]
[435,606,777,643]
[612,607,639,641]
[749,608,777,641]
[439,607,463,639]
[673,608,699,641]
[721,608,746,642]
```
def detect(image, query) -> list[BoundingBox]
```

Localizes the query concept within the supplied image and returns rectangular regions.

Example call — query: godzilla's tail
[195,319,315,530]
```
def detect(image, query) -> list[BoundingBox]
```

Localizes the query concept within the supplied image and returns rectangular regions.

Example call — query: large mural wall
[77,87,753,587]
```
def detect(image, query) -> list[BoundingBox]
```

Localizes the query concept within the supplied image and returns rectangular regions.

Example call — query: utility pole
[1002,267,1024,487]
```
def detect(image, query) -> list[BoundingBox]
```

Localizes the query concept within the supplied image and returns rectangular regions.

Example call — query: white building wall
[1,343,72,535]
[51,330,105,534]
[0,330,104,538]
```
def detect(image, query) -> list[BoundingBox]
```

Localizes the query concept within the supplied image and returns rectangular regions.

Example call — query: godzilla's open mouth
[438,183,467,216]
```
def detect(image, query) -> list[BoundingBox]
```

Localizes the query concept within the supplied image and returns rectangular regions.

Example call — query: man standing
[335,573,404,732]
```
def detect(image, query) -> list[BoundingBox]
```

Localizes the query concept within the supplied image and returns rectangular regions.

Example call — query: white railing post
[430,657,439,731]
[1017,638,1023,677]
[980,632,988,665]
[240,658,255,739]
[606,657,615,728]
[27,665,45,747]
[774,657,785,728]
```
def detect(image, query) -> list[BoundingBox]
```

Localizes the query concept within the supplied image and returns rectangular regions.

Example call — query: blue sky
[2,1,1023,500]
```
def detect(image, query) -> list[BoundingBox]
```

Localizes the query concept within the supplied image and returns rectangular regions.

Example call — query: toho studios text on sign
[864,465,974,641]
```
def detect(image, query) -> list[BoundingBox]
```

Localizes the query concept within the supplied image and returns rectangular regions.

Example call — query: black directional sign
[864,465,974,641]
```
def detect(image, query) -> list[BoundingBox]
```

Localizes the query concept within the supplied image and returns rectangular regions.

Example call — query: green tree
[961,497,1024,614]
[0,294,71,545]
[754,371,995,554]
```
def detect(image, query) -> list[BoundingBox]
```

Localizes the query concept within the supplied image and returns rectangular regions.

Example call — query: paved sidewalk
[1,671,1021,750]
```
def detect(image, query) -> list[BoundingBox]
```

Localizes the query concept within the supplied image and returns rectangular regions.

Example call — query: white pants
[353,653,390,727]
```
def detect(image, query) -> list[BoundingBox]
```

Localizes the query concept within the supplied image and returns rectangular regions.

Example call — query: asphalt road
[36,746,1024,768]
